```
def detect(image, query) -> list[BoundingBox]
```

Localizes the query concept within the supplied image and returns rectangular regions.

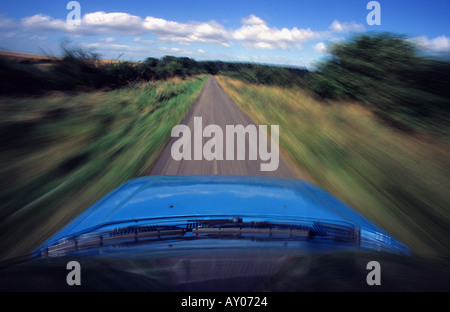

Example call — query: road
[149,76,303,178]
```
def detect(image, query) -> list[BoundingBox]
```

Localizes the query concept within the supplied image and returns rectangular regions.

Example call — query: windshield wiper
[41,225,187,257]
[39,218,361,257]
[189,218,360,243]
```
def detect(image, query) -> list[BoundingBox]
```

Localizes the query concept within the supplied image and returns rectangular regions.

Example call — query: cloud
[233,15,321,50]
[21,14,72,33]
[12,12,232,46]
[3,11,369,55]
[314,42,327,53]
[19,12,146,36]
[410,35,450,52]
[161,46,180,52]
[232,16,366,50]
[329,20,365,33]
[81,12,145,35]
[241,14,266,25]
[143,17,231,46]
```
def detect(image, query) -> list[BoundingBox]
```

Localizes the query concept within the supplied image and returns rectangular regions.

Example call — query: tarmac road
[149,76,303,178]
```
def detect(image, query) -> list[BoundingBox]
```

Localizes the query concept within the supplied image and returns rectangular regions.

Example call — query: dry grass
[217,75,450,257]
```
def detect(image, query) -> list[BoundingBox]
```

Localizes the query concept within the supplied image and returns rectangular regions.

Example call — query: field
[0,75,207,262]
[217,75,450,257]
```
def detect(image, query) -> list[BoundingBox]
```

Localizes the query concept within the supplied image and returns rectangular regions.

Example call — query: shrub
[306,32,450,129]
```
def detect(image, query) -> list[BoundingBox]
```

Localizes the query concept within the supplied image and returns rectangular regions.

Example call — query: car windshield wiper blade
[189,218,360,242]
[39,218,361,257]
[41,225,187,257]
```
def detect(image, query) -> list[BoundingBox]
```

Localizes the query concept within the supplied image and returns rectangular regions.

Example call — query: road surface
[149,76,303,178]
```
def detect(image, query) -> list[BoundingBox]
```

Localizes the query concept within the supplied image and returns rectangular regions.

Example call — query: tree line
[0,43,308,96]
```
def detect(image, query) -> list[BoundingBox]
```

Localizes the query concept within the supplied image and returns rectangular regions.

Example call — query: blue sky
[1,0,449,68]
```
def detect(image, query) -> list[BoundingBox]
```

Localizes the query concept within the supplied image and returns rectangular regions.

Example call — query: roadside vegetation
[306,32,450,136]
[0,41,308,97]
[217,75,449,257]
[0,75,207,262]
[216,33,450,257]
[0,46,206,96]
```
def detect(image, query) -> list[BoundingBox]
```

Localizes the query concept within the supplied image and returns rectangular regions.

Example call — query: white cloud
[19,12,146,36]
[143,17,189,35]
[241,14,266,25]
[232,16,365,50]
[14,12,231,46]
[143,17,231,46]
[81,12,145,35]
[233,15,321,50]
[410,35,450,52]
[21,14,72,33]
[329,20,365,33]
[314,42,327,53]
[83,12,141,27]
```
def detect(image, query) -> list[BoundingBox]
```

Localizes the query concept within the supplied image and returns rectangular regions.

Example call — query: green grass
[0,75,208,262]
[217,75,450,257]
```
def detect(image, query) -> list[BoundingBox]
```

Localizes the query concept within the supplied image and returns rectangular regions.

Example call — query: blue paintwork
[35,175,409,255]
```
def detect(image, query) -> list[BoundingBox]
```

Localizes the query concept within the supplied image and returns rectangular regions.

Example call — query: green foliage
[307,32,450,131]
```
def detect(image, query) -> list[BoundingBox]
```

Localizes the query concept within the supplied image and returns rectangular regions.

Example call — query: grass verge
[217,75,450,257]
[0,75,208,262]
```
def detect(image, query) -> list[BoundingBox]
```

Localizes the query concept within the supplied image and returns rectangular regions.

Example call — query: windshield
[1,0,449,296]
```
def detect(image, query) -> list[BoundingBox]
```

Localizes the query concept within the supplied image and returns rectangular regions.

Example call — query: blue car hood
[36,175,409,254]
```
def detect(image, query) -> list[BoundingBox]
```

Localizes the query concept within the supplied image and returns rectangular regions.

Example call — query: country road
[149,76,303,178]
